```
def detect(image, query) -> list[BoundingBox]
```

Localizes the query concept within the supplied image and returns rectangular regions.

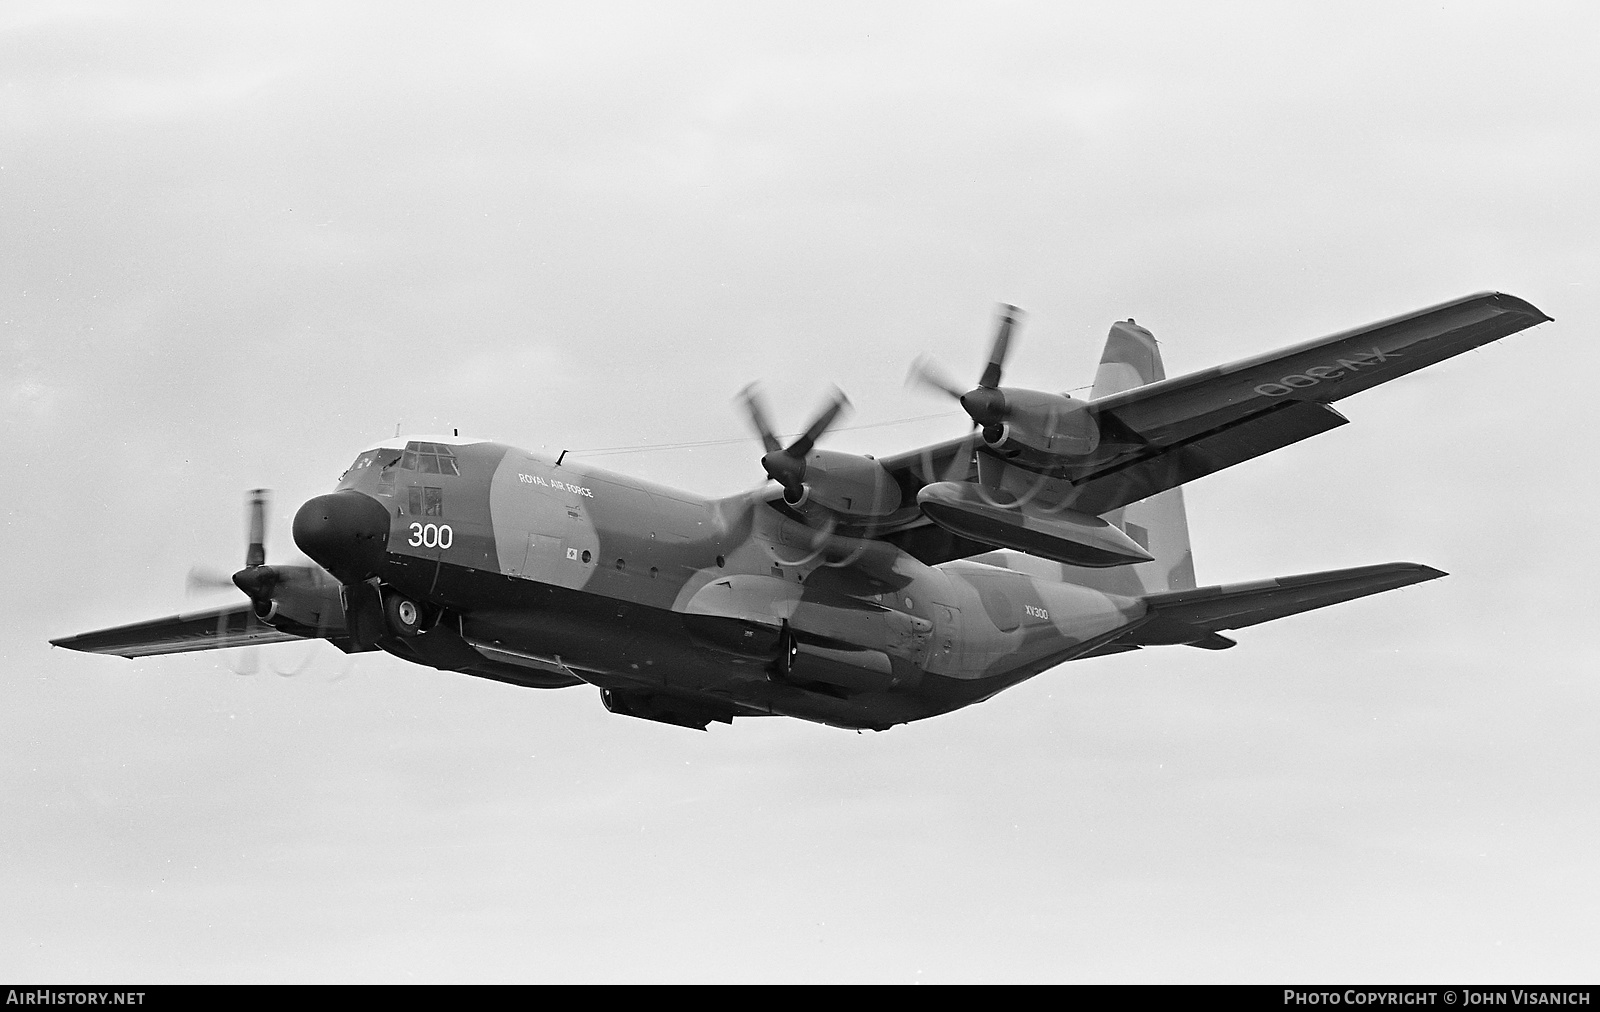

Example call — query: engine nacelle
[981,389,1100,459]
[235,564,347,637]
[791,448,903,518]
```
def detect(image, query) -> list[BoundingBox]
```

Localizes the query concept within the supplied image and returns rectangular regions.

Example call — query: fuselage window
[407,486,422,516]
[423,487,443,517]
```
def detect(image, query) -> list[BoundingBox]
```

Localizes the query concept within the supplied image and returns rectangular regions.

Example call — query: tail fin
[1091,319,1166,396]
[1052,320,1196,595]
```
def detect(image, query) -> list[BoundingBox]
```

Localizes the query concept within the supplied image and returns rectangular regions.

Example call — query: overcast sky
[4,0,1598,983]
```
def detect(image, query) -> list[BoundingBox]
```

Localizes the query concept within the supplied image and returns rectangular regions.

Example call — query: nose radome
[293,491,391,584]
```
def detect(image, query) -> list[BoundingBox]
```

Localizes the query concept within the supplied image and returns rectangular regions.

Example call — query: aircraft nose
[293,491,391,583]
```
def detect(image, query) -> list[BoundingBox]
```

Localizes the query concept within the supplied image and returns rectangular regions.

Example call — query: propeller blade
[978,304,1022,389]
[943,428,980,483]
[186,566,237,596]
[269,639,320,678]
[806,513,839,551]
[906,355,966,401]
[736,384,784,455]
[786,386,850,459]
[245,489,270,568]
[190,489,278,601]
[230,646,259,676]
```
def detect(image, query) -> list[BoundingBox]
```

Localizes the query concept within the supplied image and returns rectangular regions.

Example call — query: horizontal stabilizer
[1127,562,1446,646]
[50,604,308,658]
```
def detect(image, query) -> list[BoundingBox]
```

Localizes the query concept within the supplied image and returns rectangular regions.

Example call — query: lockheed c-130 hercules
[54,292,1550,731]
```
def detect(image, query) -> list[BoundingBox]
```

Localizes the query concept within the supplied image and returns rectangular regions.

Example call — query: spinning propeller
[232,489,281,607]
[738,384,852,505]
[179,490,279,673]
[185,490,347,674]
[185,489,279,613]
[907,303,1100,457]
[907,304,1022,435]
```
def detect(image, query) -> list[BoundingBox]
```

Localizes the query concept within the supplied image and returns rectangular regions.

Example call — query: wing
[50,604,309,659]
[1054,291,1549,515]
[872,291,1548,556]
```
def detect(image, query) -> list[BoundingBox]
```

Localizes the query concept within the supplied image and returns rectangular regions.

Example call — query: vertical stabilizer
[1091,319,1166,396]
[1058,320,1196,595]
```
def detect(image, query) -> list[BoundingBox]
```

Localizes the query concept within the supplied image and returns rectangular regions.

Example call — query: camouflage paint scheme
[53,292,1552,731]
[327,435,1159,729]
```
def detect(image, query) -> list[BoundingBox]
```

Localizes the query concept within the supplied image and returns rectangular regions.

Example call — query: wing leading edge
[50,604,310,659]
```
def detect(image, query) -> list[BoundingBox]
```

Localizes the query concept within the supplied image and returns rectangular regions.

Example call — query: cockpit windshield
[399,442,461,477]
[338,439,463,493]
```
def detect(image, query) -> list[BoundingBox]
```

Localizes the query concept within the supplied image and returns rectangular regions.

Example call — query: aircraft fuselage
[295,435,1143,730]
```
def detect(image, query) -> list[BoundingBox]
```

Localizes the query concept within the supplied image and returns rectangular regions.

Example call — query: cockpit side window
[338,450,384,484]
[337,449,391,490]
[376,458,397,497]
[404,485,444,517]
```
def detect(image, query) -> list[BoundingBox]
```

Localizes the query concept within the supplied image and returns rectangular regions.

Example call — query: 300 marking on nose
[408,522,453,549]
